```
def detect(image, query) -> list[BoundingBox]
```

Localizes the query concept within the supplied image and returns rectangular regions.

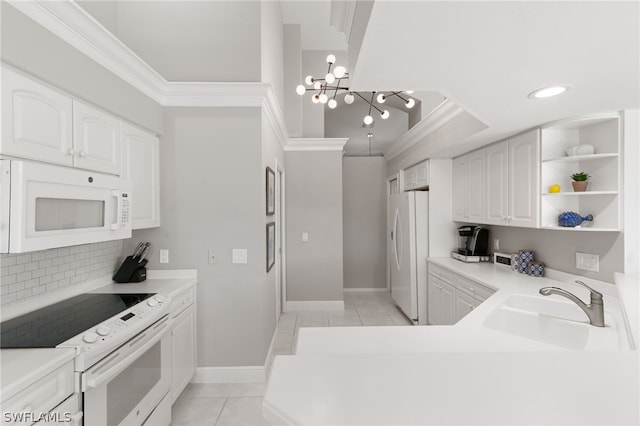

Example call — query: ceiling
[281,1,348,51]
[350,1,640,157]
[77,1,639,158]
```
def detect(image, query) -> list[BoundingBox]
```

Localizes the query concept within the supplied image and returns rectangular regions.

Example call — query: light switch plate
[302,232,309,242]
[232,249,248,264]
[208,250,216,264]
[576,252,599,272]
[159,249,169,264]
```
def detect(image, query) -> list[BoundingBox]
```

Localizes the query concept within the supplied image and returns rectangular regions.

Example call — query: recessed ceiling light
[528,85,572,99]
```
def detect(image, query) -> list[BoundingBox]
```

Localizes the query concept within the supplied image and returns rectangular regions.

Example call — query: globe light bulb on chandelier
[295,54,417,126]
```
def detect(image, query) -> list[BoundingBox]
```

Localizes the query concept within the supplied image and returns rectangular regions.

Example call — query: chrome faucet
[539,280,605,327]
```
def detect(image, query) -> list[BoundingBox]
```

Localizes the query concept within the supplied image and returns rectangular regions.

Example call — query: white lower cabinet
[428,262,496,325]
[171,287,197,404]
[2,360,75,426]
[454,291,478,323]
[427,275,456,325]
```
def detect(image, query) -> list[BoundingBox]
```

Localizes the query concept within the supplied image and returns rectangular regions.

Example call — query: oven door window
[107,341,161,426]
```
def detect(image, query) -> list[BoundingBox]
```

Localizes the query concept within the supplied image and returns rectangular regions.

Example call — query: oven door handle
[82,316,170,391]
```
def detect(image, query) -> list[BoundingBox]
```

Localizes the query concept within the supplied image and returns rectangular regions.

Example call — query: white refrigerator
[389,191,428,325]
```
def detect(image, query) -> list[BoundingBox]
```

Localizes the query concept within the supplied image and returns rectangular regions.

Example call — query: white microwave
[1,160,132,253]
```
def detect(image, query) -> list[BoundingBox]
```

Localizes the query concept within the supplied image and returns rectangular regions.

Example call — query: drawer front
[2,361,75,426]
[428,263,454,286]
[170,286,195,318]
[36,393,82,426]
[455,275,495,301]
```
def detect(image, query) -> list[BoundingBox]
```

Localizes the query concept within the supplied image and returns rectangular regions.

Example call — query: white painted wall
[284,24,303,137]
[261,1,285,111]
[623,109,640,273]
[85,1,262,82]
[285,150,344,302]
[1,2,163,133]
[343,157,387,289]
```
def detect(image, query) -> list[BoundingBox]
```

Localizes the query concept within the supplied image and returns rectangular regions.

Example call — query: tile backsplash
[0,241,124,306]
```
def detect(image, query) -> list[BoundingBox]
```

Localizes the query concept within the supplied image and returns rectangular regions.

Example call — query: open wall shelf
[540,114,621,232]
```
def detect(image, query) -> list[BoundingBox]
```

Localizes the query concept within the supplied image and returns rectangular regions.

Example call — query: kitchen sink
[483,294,623,350]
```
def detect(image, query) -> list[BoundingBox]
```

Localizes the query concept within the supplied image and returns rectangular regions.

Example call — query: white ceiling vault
[351,0,640,156]
[75,0,639,158]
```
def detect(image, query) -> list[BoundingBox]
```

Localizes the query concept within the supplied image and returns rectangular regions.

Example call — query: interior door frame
[386,173,400,291]
[275,159,286,320]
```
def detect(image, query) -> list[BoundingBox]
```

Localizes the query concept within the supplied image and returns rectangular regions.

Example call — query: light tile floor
[171,290,410,425]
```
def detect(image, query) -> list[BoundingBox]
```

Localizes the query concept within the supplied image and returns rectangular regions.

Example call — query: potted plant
[571,172,590,192]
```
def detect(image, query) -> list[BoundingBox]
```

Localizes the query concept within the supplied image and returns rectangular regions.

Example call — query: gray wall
[343,157,387,289]
[80,1,262,83]
[1,2,163,134]
[283,24,303,137]
[129,107,275,367]
[285,151,344,301]
[486,226,623,283]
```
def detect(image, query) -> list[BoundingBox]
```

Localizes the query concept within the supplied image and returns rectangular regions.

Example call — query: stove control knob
[147,298,158,307]
[83,331,98,343]
[96,325,111,336]
[154,295,165,303]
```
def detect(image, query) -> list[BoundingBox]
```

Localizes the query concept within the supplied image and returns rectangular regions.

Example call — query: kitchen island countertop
[264,260,639,425]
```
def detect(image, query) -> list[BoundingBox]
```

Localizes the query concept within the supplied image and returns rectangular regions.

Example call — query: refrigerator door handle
[393,209,401,270]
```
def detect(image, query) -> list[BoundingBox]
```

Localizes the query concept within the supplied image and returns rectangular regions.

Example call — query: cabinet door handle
[79,151,87,158]
[67,148,76,156]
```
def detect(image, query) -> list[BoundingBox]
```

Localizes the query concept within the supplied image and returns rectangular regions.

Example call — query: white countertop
[0,270,197,403]
[265,351,639,426]
[0,348,76,403]
[296,259,628,355]
[264,259,639,425]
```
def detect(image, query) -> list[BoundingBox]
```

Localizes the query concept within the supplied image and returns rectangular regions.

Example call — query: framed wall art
[266,222,275,272]
[266,167,275,216]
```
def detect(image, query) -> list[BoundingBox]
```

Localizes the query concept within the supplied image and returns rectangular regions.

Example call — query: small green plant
[571,172,590,182]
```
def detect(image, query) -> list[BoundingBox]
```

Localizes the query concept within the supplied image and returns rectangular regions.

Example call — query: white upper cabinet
[452,150,485,223]
[452,156,468,221]
[508,129,540,228]
[1,67,73,166]
[402,160,429,191]
[121,122,160,229]
[2,67,122,175]
[485,141,509,225]
[73,100,121,175]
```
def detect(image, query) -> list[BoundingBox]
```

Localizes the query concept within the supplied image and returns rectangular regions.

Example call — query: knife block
[113,256,148,283]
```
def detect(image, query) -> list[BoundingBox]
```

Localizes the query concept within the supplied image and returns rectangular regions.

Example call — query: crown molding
[330,0,357,45]
[8,0,166,104]
[384,99,464,161]
[285,138,348,152]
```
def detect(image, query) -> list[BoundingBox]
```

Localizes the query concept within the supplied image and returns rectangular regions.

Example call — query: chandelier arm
[351,92,383,114]
[368,92,375,115]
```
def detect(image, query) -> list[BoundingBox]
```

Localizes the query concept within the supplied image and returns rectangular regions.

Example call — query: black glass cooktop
[0,293,155,348]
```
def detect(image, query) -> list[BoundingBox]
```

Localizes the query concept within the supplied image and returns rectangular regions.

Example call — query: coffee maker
[451,226,490,262]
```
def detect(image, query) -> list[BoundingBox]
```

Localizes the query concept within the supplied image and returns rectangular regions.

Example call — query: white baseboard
[192,366,265,384]
[285,300,344,311]
[343,288,388,293]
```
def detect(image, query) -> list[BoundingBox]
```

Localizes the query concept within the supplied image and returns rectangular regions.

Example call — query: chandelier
[296,54,416,126]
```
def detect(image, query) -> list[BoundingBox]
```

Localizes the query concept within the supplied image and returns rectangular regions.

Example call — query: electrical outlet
[494,238,499,251]
[302,232,309,242]
[208,250,216,264]
[576,252,599,272]
[232,249,248,264]
[159,249,169,264]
